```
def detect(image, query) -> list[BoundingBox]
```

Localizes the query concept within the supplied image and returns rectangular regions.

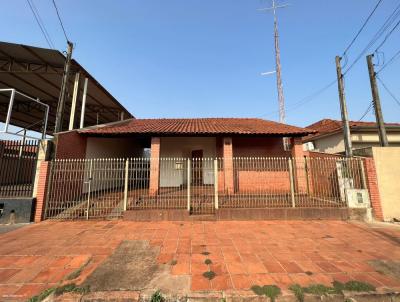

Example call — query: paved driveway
[0,220,399,301]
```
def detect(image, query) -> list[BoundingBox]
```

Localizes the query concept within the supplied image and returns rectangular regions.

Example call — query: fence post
[304,156,310,195]
[359,158,367,189]
[123,158,129,211]
[187,158,191,212]
[214,158,219,209]
[86,159,93,220]
[288,158,296,207]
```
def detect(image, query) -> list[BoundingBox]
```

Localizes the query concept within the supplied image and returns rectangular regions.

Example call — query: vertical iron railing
[0,139,39,198]
[44,156,367,220]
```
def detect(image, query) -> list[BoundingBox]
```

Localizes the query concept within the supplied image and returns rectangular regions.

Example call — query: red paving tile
[211,274,233,290]
[0,269,21,282]
[231,274,253,290]
[191,274,211,291]
[0,220,400,300]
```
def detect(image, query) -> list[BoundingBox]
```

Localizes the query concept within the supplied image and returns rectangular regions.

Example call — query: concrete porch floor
[0,220,400,301]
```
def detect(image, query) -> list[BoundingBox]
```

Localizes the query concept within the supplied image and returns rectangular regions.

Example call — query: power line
[258,79,337,118]
[26,0,55,49]
[377,75,400,107]
[343,2,400,75]
[358,102,373,121]
[376,48,400,74]
[342,0,383,56]
[374,18,400,52]
[52,0,70,42]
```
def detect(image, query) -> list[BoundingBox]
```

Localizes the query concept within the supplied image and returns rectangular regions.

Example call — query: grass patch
[289,280,376,301]
[66,258,91,280]
[304,284,338,295]
[333,280,376,292]
[201,251,210,256]
[203,271,216,280]
[27,288,55,302]
[204,258,212,265]
[150,290,165,302]
[28,284,89,302]
[251,285,281,302]
[289,284,304,302]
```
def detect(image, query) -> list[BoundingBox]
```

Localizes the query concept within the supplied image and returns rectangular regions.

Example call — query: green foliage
[27,287,55,302]
[170,259,178,266]
[28,284,89,302]
[150,290,165,302]
[66,258,91,280]
[203,270,216,280]
[289,280,376,301]
[303,283,338,296]
[204,258,212,265]
[289,284,304,302]
[251,285,281,302]
[333,280,376,292]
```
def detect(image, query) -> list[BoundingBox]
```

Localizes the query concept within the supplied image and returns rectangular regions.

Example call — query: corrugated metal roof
[0,41,133,134]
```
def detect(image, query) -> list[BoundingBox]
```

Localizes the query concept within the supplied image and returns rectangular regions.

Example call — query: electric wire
[377,76,400,107]
[343,2,400,75]
[376,48,400,74]
[358,102,373,121]
[52,0,70,42]
[342,0,383,56]
[374,18,400,52]
[26,0,55,49]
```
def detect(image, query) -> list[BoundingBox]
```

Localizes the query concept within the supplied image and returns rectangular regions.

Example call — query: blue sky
[1,0,399,127]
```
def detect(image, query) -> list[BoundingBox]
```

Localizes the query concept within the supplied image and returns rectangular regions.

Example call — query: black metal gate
[0,140,39,198]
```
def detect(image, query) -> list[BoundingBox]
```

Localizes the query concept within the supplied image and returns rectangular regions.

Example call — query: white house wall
[159,137,216,187]
[86,137,143,159]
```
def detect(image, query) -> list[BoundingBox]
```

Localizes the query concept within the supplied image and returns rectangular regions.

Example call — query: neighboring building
[303,119,400,154]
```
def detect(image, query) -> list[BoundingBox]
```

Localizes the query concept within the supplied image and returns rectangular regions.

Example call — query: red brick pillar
[291,137,307,193]
[364,158,384,221]
[149,137,160,196]
[223,137,234,194]
[34,161,50,222]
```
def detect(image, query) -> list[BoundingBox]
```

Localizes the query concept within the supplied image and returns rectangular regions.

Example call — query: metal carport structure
[0,41,133,136]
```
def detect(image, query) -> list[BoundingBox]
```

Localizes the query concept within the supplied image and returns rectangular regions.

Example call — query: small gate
[189,158,217,215]
[0,139,39,198]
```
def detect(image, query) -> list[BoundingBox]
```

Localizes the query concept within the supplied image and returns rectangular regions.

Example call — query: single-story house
[54,118,315,195]
[303,119,400,154]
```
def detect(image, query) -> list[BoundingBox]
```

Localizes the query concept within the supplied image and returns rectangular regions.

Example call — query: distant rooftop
[304,118,400,141]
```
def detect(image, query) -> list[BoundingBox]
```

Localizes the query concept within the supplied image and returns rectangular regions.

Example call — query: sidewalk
[0,220,399,301]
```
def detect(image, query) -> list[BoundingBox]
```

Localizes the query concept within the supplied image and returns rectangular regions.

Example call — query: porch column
[149,137,160,196]
[291,137,307,193]
[223,137,234,194]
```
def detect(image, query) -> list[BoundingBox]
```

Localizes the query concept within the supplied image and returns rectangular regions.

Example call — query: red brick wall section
[233,137,289,157]
[55,131,87,159]
[149,137,161,195]
[34,161,50,222]
[223,137,234,194]
[364,158,384,221]
[238,171,290,192]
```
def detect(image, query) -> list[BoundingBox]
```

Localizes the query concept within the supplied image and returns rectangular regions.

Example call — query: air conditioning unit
[345,189,370,208]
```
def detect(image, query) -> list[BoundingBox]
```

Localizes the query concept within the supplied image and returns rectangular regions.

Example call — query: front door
[191,150,203,185]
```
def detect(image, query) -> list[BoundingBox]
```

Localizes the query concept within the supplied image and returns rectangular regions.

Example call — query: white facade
[159,137,216,187]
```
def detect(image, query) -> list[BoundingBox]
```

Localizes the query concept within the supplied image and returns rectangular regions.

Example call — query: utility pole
[366,54,389,147]
[54,41,73,133]
[335,56,353,157]
[260,0,287,125]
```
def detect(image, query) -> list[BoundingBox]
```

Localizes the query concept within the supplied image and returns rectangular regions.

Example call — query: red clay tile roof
[304,118,400,141]
[79,118,315,136]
